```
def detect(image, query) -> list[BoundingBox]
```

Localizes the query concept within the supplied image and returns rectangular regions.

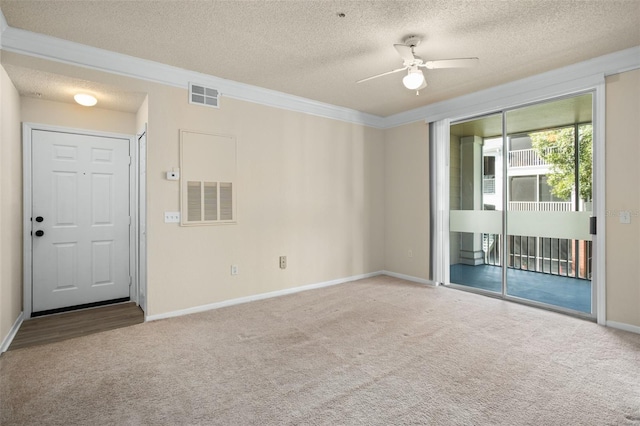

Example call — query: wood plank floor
[8,302,144,351]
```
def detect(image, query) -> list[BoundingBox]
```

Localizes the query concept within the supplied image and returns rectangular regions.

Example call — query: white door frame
[22,123,141,318]
[136,124,148,314]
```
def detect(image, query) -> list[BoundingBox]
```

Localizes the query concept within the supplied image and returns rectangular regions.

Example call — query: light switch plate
[164,212,180,223]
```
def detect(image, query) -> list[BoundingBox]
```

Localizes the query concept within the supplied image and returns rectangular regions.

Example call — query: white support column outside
[459,135,484,265]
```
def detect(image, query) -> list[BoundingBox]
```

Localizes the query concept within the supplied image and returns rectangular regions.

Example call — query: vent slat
[189,83,219,108]
[204,182,218,221]
[220,182,233,220]
[187,181,202,222]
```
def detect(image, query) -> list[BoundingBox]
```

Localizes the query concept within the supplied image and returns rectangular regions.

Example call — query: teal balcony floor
[450,264,591,314]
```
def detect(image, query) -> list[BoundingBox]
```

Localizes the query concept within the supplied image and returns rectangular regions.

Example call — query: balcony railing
[509,201,573,211]
[482,233,592,280]
[508,147,557,167]
[509,235,592,280]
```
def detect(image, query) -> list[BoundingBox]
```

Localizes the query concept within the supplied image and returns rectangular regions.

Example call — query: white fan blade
[356,67,408,84]
[422,57,479,69]
[393,44,415,62]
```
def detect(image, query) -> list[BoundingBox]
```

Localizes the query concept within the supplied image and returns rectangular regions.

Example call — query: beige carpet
[1,275,639,425]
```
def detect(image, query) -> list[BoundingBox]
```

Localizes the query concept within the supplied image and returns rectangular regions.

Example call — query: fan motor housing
[403,36,421,48]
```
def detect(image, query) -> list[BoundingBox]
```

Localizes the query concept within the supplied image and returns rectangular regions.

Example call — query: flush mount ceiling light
[402,66,425,90]
[74,93,97,107]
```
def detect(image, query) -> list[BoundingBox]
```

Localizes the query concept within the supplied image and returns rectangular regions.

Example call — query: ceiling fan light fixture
[402,68,424,90]
[74,93,97,107]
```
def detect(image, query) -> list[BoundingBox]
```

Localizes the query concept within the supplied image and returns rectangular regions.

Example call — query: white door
[31,129,131,313]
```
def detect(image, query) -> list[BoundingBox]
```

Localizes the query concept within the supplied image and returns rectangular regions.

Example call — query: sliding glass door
[448,93,594,316]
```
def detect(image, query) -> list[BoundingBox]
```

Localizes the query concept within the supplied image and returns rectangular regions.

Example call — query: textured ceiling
[1,0,639,117]
[3,64,147,113]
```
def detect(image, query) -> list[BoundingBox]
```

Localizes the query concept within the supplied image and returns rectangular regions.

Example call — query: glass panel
[449,113,503,293]
[505,93,593,314]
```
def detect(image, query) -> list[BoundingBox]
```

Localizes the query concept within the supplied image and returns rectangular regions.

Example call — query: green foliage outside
[530,124,592,202]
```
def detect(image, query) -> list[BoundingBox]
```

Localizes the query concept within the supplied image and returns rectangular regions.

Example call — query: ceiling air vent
[189,83,219,108]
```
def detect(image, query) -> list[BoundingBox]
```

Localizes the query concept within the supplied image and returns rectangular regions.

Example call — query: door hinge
[590,216,597,235]
[129,276,132,286]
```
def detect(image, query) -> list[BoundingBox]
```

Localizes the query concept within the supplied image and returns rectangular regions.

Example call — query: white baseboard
[146,271,384,322]
[382,270,437,286]
[1,312,24,353]
[606,320,640,335]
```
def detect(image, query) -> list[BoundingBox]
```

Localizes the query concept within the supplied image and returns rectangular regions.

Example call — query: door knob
[35,230,44,237]
[35,216,44,222]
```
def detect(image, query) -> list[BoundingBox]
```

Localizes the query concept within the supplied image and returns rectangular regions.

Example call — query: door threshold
[31,297,130,318]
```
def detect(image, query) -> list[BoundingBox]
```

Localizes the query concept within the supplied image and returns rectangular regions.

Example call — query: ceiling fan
[357,36,479,94]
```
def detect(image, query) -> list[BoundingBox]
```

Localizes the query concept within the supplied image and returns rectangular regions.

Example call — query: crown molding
[0,9,6,32]
[384,46,640,128]
[1,21,638,130]
[0,8,7,44]
[0,25,386,128]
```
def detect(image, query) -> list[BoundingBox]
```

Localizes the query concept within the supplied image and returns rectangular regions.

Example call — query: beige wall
[21,97,137,134]
[136,95,148,134]
[0,64,22,343]
[383,121,430,280]
[605,69,640,328]
[146,87,385,315]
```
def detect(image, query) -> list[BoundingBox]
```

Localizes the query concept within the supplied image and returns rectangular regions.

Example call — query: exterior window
[509,135,532,151]
[539,175,568,202]
[483,156,496,194]
[510,175,536,201]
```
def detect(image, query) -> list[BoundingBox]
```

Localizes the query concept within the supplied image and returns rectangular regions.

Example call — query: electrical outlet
[231,265,238,275]
[408,249,413,258]
[164,212,180,223]
[279,256,287,269]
